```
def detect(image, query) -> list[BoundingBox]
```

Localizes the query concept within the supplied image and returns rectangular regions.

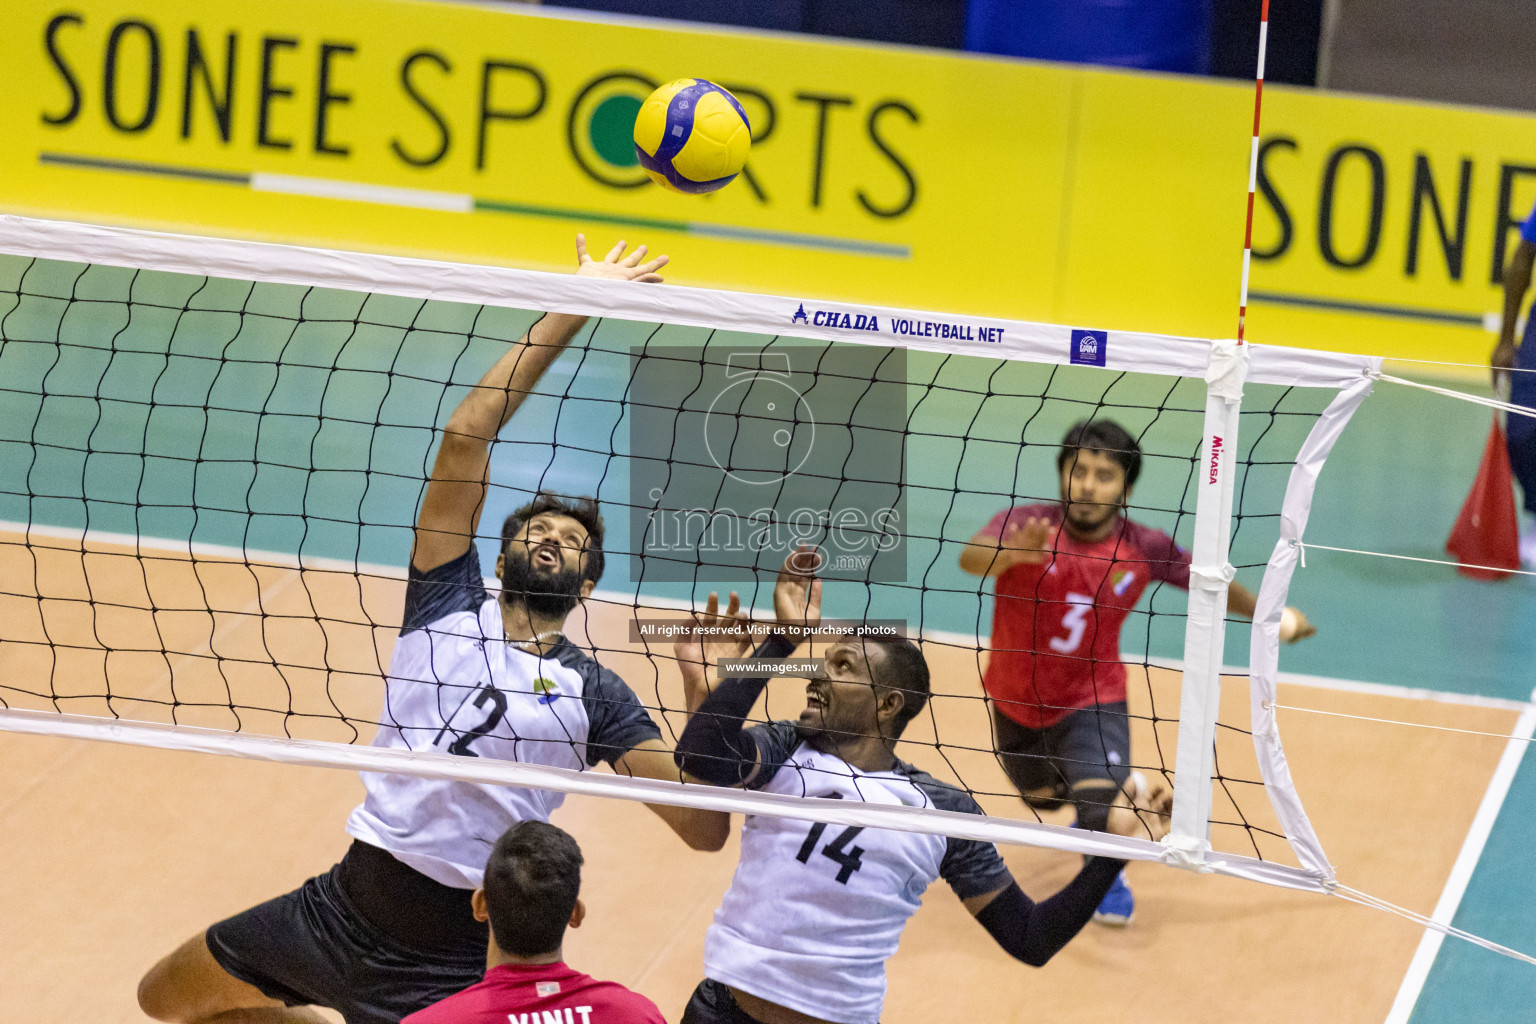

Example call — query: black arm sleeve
[674,634,798,786]
[973,856,1126,967]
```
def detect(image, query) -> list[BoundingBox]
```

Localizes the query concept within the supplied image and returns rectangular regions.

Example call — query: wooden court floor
[0,532,1521,1023]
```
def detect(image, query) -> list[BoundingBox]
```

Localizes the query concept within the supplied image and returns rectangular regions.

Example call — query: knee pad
[1072,785,1119,833]
[1021,780,1071,811]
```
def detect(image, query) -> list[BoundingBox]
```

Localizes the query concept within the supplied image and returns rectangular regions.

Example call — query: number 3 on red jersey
[1048,592,1094,654]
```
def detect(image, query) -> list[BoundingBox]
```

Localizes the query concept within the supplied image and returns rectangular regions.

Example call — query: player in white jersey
[137,237,728,1024]
[672,556,1170,1024]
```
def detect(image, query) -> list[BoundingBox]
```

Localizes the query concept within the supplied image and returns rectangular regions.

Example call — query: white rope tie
[1378,373,1536,420]
[1263,701,1536,743]
[1333,885,1536,968]
[1291,539,1536,579]
[1383,355,1536,375]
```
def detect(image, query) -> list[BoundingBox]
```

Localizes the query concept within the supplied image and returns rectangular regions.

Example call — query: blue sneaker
[1092,871,1134,927]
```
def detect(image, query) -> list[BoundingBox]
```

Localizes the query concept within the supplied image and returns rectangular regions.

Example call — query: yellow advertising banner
[3,0,1534,366]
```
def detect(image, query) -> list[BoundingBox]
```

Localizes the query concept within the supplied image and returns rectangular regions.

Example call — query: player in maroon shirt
[403,820,666,1024]
[959,419,1315,925]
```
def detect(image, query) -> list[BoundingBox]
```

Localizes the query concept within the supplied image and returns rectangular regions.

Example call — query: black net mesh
[0,253,1335,862]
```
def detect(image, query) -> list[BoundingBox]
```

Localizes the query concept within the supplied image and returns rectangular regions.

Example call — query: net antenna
[1236,0,1272,345]
[1164,0,1296,870]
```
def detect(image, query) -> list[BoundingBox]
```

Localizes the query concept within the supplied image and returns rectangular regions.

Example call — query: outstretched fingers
[632,254,669,282]
[573,234,670,282]
[701,590,743,628]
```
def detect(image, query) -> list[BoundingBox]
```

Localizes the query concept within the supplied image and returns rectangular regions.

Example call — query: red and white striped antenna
[1237,0,1272,344]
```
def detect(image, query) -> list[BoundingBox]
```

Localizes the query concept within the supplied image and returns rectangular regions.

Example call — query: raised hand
[575,234,669,283]
[674,591,751,713]
[1105,772,1173,841]
[996,515,1055,568]
[1279,606,1317,644]
[774,544,823,636]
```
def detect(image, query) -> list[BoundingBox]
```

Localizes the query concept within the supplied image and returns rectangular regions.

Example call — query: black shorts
[682,980,875,1024]
[205,841,486,1024]
[992,701,1131,800]
[682,979,765,1024]
[1509,425,1536,515]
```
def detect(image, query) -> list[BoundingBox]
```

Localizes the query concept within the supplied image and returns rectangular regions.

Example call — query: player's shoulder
[893,760,985,815]
[749,719,806,764]
[1118,516,1184,557]
[550,966,665,1021]
[546,639,600,675]
[583,978,666,1020]
[545,641,627,693]
[543,641,660,755]
[402,547,493,636]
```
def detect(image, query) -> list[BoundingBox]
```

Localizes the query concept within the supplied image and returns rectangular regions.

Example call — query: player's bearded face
[501,522,588,620]
[797,642,882,744]
[1058,449,1129,533]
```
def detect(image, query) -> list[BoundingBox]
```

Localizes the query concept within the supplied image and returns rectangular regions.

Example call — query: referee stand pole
[1165,339,1249,868]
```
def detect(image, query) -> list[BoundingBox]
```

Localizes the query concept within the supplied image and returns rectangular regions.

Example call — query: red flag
[1446,416,1521,579]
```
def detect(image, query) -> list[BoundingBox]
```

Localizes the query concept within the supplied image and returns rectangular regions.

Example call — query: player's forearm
[958,543,1027,579]
[442,313,589,445]
[674,635,794,785]
[958,543,995,577]
[649,803,731,851]
[1501,244,1534,350]
[1226,581,1258,619]
[975,857,1125,967]
[619,743,732,850]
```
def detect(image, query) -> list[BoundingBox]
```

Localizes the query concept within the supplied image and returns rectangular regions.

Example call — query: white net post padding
[1165,340,1248,868]
[1248,372,1378,884]
[0,214,1375,889]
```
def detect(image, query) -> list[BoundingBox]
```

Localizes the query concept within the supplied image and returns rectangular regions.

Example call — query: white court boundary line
[1384,687,1536,1022]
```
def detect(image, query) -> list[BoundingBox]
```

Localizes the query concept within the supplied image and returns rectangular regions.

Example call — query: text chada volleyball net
[0,215,1377,890]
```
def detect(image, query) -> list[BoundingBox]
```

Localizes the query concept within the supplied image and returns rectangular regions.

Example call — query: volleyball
[633,78,751,194]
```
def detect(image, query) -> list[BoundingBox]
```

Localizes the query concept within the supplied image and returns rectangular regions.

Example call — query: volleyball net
[0,214,1380,891]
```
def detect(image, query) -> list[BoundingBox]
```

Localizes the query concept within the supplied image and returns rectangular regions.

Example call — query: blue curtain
[966,0,1213,74]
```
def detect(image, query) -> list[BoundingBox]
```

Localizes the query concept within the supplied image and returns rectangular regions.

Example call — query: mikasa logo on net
[1208,435,1225,484]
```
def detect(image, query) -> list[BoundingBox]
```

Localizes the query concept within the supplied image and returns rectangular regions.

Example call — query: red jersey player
[959,419,1314,926]
[403,820,665,1024]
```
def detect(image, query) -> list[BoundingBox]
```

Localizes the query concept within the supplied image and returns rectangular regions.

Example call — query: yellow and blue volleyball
[633,79,751,195]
